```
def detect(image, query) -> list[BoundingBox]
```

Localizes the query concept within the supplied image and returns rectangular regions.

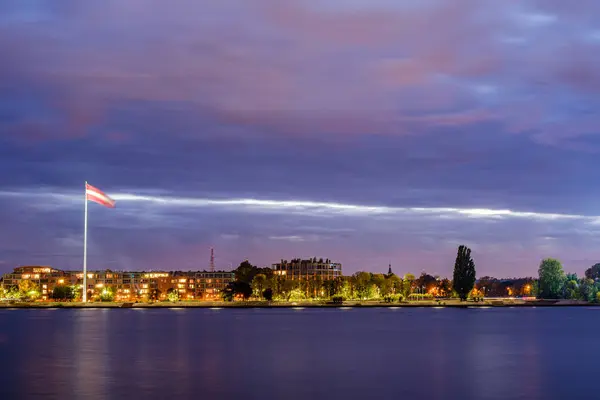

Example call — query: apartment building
[271,258,342,280]
[1,266,234,301]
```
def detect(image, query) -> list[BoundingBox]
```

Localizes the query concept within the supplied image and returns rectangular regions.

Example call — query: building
[1,266,234,301]
[195,271,235,300]
[271,258,342,280]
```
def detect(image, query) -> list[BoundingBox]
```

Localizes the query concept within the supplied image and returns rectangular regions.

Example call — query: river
[0,307,597,399]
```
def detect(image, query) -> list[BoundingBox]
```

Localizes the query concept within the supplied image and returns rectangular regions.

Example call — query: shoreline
[0,300,596,309]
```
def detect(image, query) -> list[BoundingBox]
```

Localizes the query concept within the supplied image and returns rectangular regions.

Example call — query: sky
[2,0,600,277]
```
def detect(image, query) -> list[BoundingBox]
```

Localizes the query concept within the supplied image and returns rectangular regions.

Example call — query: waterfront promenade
[0,299,594,309]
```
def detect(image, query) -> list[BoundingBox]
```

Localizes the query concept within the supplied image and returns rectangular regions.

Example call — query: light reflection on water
[0,308,598,399]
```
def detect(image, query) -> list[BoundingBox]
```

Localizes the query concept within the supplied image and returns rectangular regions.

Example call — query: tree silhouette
[452,245,476,301]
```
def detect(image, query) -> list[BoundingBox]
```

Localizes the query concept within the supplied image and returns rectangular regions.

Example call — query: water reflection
[74,310,110,399]
[0,308,597,400]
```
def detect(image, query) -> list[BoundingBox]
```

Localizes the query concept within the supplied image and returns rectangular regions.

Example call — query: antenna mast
[210,247,215,272]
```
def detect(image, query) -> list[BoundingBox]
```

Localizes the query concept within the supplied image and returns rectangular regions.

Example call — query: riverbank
[0,299,596,308]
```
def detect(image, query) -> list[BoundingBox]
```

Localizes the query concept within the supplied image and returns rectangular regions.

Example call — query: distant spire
[388,263,392,275]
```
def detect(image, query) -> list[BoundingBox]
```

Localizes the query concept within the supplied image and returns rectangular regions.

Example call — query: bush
[332,296,344,304]
[408,293,433,301]
[99,288,115,302]
[262,288,273,302]
[596,292,600,303]
[384,294,399,303]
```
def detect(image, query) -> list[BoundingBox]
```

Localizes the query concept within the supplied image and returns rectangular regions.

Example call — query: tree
[415,273,437,294]
[222,283,234,302]
[564,274,579,299]
[262,288,273,301]
[99,287,115,302]
[167,288,180,302]
[222,281,252,301]
[353,272,373,299]
[235,281,253,300]
[51,285,75,301]
[579,278,597,302]
[288,288,306,301]
[323,278,344,298]
[437,278,452,297]
[380,274,400,297]
[585,264,600,281]
[339,279,351,300]
[234,260,258,283]
[1,286,21,300]
[452,245,476,301]
[280,280,298,301]
[252,274,267,298]
[401,274,415,299]
[371,273,386,296]
[234,260,273,285]
[537,258,565,299]
[18,280,40,301]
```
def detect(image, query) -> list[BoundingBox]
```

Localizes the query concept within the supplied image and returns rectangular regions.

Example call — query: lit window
[87,274,94,279]
[96,283,104,288]
[179,278,187,283]
[142,284,148,289]
[58,279,64,284]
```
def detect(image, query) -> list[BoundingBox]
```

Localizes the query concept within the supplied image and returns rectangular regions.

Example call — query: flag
[86,183,116,208]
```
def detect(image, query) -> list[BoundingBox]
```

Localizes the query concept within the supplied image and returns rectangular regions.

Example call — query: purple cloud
[1,1,600,277]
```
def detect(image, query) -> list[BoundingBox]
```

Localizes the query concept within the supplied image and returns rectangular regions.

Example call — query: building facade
[271,258,342,280]
[1,266,235,301]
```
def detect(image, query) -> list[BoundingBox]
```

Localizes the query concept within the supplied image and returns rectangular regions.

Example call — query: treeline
[224,261,453,302]
[533,259,600,302]
[224,246,477,302]
[225,251,600,303]
[475,260,600,302]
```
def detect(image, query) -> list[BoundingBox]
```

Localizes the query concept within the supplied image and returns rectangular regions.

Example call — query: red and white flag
[86,183,116,208]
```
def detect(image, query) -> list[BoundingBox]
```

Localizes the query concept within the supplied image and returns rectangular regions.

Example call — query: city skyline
[2,1,600,276]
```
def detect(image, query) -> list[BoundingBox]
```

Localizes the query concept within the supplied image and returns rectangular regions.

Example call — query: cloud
[1,0,599,150]
[1,189,598,223]
[2,1,600,277]
[2,186,600,277]
[269,236,307,242]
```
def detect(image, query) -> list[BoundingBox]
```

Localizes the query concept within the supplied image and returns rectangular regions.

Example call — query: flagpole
[83,181,88,303]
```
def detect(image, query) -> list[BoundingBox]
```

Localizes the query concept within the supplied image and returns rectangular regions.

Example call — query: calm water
[0,307,598,400]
